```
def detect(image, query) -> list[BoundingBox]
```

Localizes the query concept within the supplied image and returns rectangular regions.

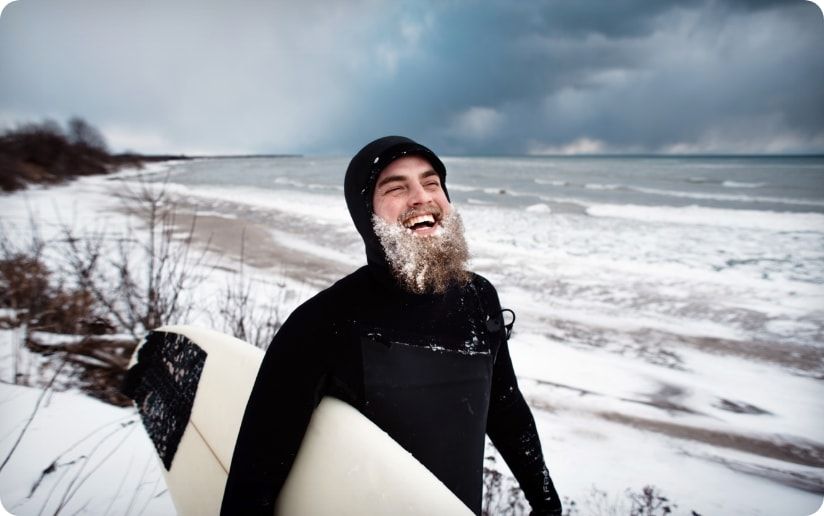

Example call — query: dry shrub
[483,447,528,516]
[0,223,125,403]
[561,485,690,516]
[61,179,210,341]
[0,252,51,316]
[628,486,677,516]
[0,251,111,336]
[38,286,114,335]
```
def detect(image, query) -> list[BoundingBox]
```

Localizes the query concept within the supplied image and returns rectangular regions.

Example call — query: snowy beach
[1,156,823,515]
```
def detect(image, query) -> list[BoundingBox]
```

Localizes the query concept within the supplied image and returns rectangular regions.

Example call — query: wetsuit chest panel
[358,332,492,514]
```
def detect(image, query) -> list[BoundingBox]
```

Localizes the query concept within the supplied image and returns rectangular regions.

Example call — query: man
[221,136,562,515]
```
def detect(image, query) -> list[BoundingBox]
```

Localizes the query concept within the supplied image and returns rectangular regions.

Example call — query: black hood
[344,136,449,268]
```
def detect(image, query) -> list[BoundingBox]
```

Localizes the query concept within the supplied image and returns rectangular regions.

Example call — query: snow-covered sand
[0,382,174,516]
[1,165,822,515]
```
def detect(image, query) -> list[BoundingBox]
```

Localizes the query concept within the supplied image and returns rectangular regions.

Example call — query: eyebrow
[375,169,439,189]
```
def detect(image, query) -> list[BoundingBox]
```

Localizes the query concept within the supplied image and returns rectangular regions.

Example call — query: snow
[0,383,174,515]
[1,164,822,515]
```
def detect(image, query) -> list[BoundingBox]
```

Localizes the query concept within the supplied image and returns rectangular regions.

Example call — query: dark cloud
[0,0,821,155]
[514,0,705,38]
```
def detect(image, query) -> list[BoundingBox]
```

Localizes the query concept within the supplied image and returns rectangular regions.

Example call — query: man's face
[372,155,450,237]
[371,155,469,294]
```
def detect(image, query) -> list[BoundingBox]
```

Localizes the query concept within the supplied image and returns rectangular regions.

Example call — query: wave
[722,181,766,189]
[629,186,824,207]
[108,160,179,180]
[273,177,343,191]
[525,203,552,213]
[273,177,304,188]
[532,179,818,208]
[533,179,570,187]
[584,183,622,190]
[585,204,824,232]
[448,183,532,197]
[686,177,718,184]
[483,187,513,195]
[446,183,481,193]
[152,182,350,224]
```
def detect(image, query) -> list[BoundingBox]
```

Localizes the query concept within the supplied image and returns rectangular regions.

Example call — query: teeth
[403,214,435,228]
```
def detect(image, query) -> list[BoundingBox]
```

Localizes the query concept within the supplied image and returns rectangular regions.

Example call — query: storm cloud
[0,0,822,155]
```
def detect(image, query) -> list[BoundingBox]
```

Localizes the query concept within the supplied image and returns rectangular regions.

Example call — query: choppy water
[155,155,824,214]
[147,155,824,355]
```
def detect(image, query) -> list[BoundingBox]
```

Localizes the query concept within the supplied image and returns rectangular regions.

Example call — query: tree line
[0,117,186,192]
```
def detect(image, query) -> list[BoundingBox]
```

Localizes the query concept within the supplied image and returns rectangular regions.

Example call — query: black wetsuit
[221,136,561,515]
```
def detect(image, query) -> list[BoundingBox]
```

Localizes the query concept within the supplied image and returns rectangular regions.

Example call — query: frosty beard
[372,208,471,295]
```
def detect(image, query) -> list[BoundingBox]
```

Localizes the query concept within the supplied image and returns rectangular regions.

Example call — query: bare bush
[62,178,211,340]
[560,485,690,516]
[0,219,108,336]
[628,485,677,516]
[0,218,48,321]
[481,439,689,516]
[482,444,528,516]
[0,248,50,321]
[563,486,628,516]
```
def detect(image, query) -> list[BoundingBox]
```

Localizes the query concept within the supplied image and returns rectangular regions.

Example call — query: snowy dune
[1,162,822,515]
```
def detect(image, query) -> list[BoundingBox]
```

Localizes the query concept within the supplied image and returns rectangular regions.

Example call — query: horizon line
[139,152,824,160]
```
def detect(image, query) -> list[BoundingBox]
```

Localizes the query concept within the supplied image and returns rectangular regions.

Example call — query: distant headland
[0,117,190,192]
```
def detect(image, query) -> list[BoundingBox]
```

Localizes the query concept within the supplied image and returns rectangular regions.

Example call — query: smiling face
[372,155,451,237]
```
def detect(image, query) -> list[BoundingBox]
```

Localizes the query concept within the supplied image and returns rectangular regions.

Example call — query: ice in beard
[373,208,470,295]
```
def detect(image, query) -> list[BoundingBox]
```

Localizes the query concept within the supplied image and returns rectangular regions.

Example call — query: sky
[0,0,822,156]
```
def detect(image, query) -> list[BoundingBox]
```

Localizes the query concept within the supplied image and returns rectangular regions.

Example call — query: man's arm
[220,302,332,515]
[486,342,562,515]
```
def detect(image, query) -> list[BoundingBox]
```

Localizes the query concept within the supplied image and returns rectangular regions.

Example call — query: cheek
[373,198,400,222]
[435,193,451,213]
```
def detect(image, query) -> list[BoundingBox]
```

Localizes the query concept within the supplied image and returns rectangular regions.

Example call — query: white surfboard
[124,325,473,516]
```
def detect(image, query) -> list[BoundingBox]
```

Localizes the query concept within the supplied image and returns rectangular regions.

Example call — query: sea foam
[586,204,824,232]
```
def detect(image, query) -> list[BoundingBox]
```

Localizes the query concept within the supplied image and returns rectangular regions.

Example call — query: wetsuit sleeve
[220,301,333,515]
[486,343,562,515]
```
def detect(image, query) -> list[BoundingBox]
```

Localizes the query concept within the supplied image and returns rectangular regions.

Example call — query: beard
[372,207,471,295]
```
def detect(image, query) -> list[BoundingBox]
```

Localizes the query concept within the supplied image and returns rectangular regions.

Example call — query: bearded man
[221,136,562,516]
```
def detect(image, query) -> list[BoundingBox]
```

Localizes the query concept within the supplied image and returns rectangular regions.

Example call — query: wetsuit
[221,136,561,515]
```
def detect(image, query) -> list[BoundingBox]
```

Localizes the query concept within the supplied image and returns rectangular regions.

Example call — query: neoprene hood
[344,136,449,267]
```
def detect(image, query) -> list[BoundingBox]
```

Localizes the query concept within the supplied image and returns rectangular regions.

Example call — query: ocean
[153,155,824,214]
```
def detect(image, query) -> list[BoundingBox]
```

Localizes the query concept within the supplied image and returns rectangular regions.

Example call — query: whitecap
[629,186,824,207]
[722,181,766,188]
[526,203,552,213]
[585,203,824,232]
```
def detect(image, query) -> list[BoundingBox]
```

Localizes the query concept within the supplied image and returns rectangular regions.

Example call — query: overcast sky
[0,0,822,155]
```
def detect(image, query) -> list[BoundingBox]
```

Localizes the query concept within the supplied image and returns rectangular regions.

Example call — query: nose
[407,181,433,207]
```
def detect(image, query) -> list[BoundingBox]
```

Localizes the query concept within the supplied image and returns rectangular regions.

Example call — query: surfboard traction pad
[121,330,207,470]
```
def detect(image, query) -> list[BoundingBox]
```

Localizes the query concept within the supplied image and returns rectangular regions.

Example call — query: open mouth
[402,213,438,231]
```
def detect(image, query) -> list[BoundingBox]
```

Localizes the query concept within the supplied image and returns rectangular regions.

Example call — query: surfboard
[122,325,474,516]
